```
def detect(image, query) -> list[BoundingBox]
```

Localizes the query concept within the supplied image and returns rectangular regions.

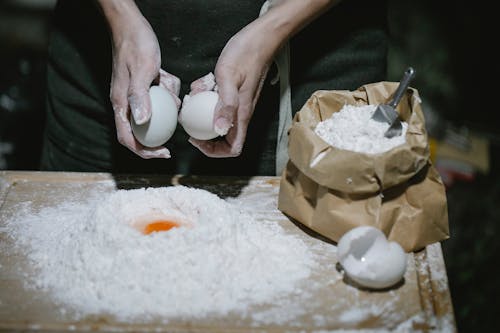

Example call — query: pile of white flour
[314,104,408,154]
[5,186,317,322]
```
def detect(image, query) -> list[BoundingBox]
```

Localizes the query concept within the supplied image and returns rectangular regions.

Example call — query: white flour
[314,104,408,154]
[5,186,317,322]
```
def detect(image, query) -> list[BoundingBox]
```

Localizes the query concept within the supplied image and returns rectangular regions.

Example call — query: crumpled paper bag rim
[288,82,430,194]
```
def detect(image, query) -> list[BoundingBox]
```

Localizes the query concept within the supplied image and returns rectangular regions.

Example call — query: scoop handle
[389,67,416,108]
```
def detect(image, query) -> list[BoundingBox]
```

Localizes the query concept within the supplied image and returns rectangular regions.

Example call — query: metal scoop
[372,67,416,138]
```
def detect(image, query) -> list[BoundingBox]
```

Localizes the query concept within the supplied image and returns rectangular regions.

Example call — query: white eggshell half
[179,91,219,140]
[131,86,178,147]
[337,226,407,289]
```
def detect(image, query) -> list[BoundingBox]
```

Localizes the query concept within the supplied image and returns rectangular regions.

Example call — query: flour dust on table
[4,185,323,323]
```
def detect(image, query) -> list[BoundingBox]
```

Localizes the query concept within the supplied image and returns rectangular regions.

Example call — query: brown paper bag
[278,82,449,252]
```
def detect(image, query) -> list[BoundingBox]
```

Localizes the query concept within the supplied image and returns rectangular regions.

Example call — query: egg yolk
[143,220,180,234]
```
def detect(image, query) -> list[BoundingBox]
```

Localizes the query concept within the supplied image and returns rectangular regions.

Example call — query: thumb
[213,74,238,136]
[128,70,157,125]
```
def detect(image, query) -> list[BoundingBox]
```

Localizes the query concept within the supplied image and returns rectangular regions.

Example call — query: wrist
[255,0,337,53]
[95,0,143,33]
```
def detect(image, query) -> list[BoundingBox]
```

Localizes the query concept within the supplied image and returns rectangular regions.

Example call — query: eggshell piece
[131,86,178,147]
[179,91,219,140]
[337,226,407,289]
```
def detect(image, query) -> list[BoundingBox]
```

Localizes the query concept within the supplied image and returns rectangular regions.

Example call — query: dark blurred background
[0,0,497,331]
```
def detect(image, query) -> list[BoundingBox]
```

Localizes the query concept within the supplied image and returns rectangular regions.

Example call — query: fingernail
[214,117,232,136]
[131,106,148,125]
[129,95,149,125]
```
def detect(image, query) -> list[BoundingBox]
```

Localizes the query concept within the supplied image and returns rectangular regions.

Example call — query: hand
[188,0,335,158]
[97,0,181,159]
[188,25,274,158]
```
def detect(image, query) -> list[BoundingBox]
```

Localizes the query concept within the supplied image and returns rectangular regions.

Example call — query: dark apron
[41,0,387,176]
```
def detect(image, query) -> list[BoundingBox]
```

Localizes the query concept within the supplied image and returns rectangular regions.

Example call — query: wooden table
[0,171,456,332]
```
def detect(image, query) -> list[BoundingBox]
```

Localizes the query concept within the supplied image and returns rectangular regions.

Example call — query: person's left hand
[188,0,335,158]
[188,23,278,158]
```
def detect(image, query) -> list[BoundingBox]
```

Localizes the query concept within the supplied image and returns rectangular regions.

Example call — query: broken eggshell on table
[131,85,178,147]
[337,226,407,289]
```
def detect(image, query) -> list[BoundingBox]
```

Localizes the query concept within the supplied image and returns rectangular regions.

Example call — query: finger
[189,109,248,158]
[128,63,158,125]
[113,104,136,152]
[188,135,244,158]
[114,110,171,159]
[213,72,239,136]
[113,103,171,159]
[189,137,233,158]
[158,69,182,108]
[189,72,216,95]
[110,60,136,152]
[110,60,130,121]
[159,68,181,96]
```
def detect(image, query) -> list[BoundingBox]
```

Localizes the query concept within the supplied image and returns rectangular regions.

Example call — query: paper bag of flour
[278,82,449,252]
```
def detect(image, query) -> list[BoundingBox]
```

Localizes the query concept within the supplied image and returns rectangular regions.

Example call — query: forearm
[253,0,340,56]
[95,0,144,34]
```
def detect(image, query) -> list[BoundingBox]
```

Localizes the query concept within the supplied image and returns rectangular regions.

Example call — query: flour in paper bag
[5,186,318,322]
[314,104,408,154]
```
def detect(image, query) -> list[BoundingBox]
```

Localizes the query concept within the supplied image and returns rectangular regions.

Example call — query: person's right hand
[97,0,180,159]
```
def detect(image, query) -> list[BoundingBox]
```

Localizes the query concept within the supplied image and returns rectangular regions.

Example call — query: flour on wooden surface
[314,104,408,154]
[2,182,430,328]
[5,186,317,322]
